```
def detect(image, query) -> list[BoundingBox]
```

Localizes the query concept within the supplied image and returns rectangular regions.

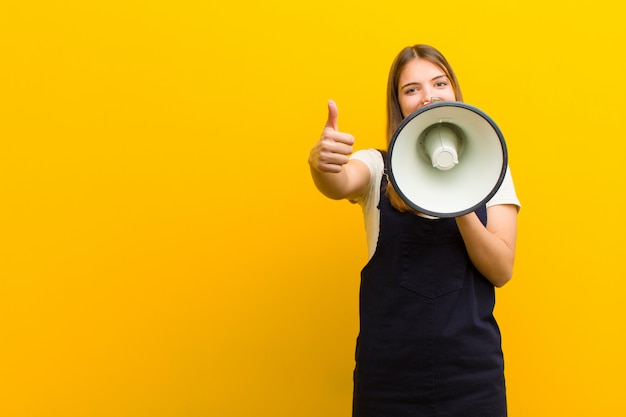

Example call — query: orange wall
[1,1,625,416]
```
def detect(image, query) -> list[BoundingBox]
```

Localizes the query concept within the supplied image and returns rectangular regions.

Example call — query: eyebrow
[400,74,448,90]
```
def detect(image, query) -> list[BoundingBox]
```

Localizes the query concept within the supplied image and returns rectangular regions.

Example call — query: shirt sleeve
[486,166,521,211]
[349,149,384,260]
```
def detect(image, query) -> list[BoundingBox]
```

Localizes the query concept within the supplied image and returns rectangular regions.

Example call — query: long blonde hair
[385,45,463,213]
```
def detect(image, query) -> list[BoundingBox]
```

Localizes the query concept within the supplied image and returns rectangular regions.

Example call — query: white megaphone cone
[387,102,507,218]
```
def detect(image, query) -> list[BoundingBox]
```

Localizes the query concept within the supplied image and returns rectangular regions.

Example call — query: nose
[421,86,436,103]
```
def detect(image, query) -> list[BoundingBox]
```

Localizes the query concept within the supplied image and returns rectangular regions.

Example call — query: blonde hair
[385,45,463,213]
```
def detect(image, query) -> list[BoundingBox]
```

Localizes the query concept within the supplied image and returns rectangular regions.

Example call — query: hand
[308,100,355,173]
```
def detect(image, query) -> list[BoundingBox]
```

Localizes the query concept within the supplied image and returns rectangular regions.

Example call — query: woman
[308,44,520,417]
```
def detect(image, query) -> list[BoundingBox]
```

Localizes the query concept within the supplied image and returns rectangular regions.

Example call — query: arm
[455,204,518,287]
[308,100,371,200]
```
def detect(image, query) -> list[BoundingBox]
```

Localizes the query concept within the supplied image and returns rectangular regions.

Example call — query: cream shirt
[350,148,521,260]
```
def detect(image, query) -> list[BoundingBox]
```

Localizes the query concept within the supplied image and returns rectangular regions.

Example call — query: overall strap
[377,149,388,193]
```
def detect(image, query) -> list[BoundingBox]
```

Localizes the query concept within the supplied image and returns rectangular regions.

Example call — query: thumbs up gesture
[308,100,355,173]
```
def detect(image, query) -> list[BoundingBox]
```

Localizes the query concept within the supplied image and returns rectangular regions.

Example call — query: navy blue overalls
[352,161,507,417]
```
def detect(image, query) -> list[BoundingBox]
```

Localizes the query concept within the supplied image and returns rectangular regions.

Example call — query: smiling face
[386,45,462,143]
[397,58,457,118]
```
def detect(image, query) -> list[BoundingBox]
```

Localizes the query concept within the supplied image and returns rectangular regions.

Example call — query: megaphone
[387,101,507,218]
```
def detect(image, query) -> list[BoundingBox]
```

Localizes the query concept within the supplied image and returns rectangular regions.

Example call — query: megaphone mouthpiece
[422,124,460,170]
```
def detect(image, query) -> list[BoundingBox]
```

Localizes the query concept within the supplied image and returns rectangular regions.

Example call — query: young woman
[308,44,520,417]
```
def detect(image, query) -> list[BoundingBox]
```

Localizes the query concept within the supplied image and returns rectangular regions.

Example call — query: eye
[435,81,449,88]
[404,87,419,95]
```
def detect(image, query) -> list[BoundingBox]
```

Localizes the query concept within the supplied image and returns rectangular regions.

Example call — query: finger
[325,99,338,130]
[321,153,351,167]
[324,140,353,156]
[317,162,344,174]
[317,154,351,173]
[324,130,355,147]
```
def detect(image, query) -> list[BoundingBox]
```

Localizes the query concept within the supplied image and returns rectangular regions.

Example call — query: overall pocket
[400,236,467,299]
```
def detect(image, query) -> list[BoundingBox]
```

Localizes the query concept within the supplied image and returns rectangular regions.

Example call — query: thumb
[325,99,338,131]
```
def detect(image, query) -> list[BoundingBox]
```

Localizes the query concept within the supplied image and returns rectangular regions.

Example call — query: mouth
[422,97,442,108]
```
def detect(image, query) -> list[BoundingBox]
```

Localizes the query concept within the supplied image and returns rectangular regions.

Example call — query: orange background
[1,1,624,416]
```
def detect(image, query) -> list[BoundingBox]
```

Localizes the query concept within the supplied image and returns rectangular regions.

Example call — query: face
[397,58,456,118]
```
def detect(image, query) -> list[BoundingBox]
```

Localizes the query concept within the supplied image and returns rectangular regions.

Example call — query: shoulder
[349,149,385,204]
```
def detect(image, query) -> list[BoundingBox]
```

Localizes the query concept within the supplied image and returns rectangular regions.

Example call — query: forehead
[398,58,446,85]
